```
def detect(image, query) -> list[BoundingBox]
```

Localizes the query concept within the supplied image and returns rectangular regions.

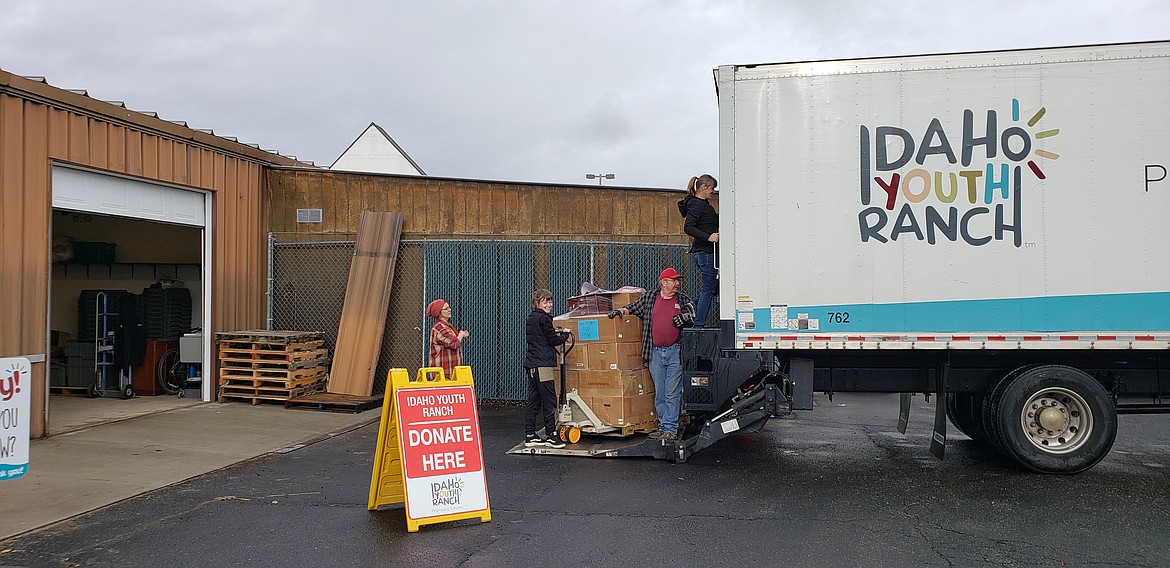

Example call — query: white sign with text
[0,357,31,480]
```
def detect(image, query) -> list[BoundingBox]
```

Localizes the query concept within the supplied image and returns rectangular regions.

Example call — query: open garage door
[48,165,212,418]
[51,165,206,226]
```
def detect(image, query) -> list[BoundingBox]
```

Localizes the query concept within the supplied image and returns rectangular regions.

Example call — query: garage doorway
[48,165,212,434]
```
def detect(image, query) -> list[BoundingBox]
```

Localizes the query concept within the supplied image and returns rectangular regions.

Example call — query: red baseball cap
[659,267,682,280]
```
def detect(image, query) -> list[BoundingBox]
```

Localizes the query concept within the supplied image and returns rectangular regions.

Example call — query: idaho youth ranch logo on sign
[431,477,465,506]
[858,99,1059,247]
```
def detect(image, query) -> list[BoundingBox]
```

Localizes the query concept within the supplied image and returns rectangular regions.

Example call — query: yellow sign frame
[368,366,492,532]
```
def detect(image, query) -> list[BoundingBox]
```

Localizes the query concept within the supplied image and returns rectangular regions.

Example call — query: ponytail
[688,174,717,196]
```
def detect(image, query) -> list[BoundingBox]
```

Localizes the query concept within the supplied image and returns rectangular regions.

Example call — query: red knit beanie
[426,299,447,318]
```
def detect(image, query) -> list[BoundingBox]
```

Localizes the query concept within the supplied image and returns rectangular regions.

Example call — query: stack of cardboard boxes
[554,288,656,429]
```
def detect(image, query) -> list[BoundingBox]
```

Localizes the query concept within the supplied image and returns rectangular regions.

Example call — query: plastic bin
[72,242,117,263]
[50,363,68,387]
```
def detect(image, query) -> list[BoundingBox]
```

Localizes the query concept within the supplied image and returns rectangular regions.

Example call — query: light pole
[585,173,615,186]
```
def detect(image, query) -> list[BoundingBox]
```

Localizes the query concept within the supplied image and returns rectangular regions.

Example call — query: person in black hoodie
[523,288,572,447]
[678,174,719,326]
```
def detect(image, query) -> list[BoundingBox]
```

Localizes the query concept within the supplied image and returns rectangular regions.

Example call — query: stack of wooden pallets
[216,330,329,405]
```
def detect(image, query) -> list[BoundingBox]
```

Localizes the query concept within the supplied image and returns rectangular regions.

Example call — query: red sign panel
[396,385,484,479]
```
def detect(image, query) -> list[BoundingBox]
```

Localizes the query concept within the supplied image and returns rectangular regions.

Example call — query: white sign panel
[395,385,489,520]
[0,358,31,480]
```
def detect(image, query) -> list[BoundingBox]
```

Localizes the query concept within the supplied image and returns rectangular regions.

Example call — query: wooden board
[284,391,382,413]
[327,211,403,396]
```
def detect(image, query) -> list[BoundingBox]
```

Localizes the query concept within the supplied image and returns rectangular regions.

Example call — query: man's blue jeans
[692,251,718,326]
[650,344,682,433]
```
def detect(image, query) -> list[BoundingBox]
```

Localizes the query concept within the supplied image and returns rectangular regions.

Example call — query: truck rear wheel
[946,393,989,444]
[987,365,1116,474]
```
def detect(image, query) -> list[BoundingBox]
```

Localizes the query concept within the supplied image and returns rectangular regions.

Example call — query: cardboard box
[609,291,642,310]
[564,369,580,391]
[589,392,657,427]
[562,342,644,371]
[586,342,644,370]
[570,368,653,397]
[564,342,588,369]
[556,314,641,343]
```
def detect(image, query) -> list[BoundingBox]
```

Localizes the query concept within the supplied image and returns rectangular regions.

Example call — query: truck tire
[946,393,989,444]
[986,365,1117,474]
[980,365,1036,452]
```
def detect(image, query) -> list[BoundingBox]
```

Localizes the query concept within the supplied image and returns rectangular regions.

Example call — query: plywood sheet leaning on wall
[327,211,404,396]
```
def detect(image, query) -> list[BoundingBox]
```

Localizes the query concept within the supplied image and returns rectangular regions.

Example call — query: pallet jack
[507,332,677,459]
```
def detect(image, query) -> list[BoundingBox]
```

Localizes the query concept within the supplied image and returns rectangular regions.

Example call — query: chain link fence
[268,234,715,401]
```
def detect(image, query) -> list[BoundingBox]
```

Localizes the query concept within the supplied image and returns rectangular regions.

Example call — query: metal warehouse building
[0,68,697,439]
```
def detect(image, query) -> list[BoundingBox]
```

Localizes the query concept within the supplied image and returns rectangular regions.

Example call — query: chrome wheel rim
[1019,387,1092,454]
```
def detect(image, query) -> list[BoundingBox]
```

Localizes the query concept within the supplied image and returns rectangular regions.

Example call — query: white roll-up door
[51,165,206,226]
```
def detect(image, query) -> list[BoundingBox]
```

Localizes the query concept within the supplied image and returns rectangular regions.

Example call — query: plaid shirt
[622,288,695,366]
[428,319,463,379]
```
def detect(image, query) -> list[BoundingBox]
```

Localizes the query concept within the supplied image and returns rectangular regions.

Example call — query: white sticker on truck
[770,304,788,330]
[737,296,755,330]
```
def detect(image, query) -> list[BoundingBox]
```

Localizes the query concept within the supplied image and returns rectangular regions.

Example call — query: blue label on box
[577,319,600,341]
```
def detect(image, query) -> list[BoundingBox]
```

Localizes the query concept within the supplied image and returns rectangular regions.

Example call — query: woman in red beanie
[426,299,469,379]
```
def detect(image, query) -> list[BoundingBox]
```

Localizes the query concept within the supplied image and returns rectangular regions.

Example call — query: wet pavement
[2,393,1168,567]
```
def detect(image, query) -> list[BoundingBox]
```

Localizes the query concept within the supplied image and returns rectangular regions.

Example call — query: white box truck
[679,41,1170,473]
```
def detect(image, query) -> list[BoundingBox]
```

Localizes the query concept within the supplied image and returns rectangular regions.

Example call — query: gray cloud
[1,0,1165,188]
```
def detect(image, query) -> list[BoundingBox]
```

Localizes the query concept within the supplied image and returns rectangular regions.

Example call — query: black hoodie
[524,308,569,368]
[678,194,719,254]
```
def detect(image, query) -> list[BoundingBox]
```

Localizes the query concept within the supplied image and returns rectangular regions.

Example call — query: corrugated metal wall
[0,71,302,438]
[266,168,702,241]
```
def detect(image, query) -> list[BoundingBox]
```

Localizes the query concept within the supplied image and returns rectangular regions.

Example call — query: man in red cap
[608,267,695,441]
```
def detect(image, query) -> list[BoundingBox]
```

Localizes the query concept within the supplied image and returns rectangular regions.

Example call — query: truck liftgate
[506,380,788,462]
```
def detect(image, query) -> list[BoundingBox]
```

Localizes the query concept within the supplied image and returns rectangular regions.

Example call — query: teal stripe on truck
[751,291,1170,333]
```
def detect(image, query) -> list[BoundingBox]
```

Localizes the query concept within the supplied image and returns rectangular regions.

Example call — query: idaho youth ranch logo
[858,99,1059,247]
[431,477,464,507]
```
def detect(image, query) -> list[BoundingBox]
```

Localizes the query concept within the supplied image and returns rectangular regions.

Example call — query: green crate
[72,242,117,263]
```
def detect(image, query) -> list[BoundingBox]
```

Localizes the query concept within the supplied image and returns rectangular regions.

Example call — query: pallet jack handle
[556,331,576,406]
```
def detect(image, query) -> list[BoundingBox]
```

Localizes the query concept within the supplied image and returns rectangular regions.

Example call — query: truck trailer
[687,41,1170,474]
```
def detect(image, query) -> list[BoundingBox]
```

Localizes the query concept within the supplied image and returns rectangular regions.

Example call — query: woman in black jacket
[677,174,719,326]
[523,288,571,448]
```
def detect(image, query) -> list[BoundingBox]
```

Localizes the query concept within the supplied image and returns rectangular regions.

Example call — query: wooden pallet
[610,420,657,437]
[218,365,328,381]
[219,381,325,404]
[218,338,325,353]
[219,347,328,363]
[219,354,329,371]
[284,391,382,413]
[216,329,322,343]
[219,374,327,390]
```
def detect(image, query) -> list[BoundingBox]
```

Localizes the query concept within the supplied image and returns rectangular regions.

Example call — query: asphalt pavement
[2,393,1168,568]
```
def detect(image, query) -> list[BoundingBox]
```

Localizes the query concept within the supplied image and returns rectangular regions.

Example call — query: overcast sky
[1,1,1166,189]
